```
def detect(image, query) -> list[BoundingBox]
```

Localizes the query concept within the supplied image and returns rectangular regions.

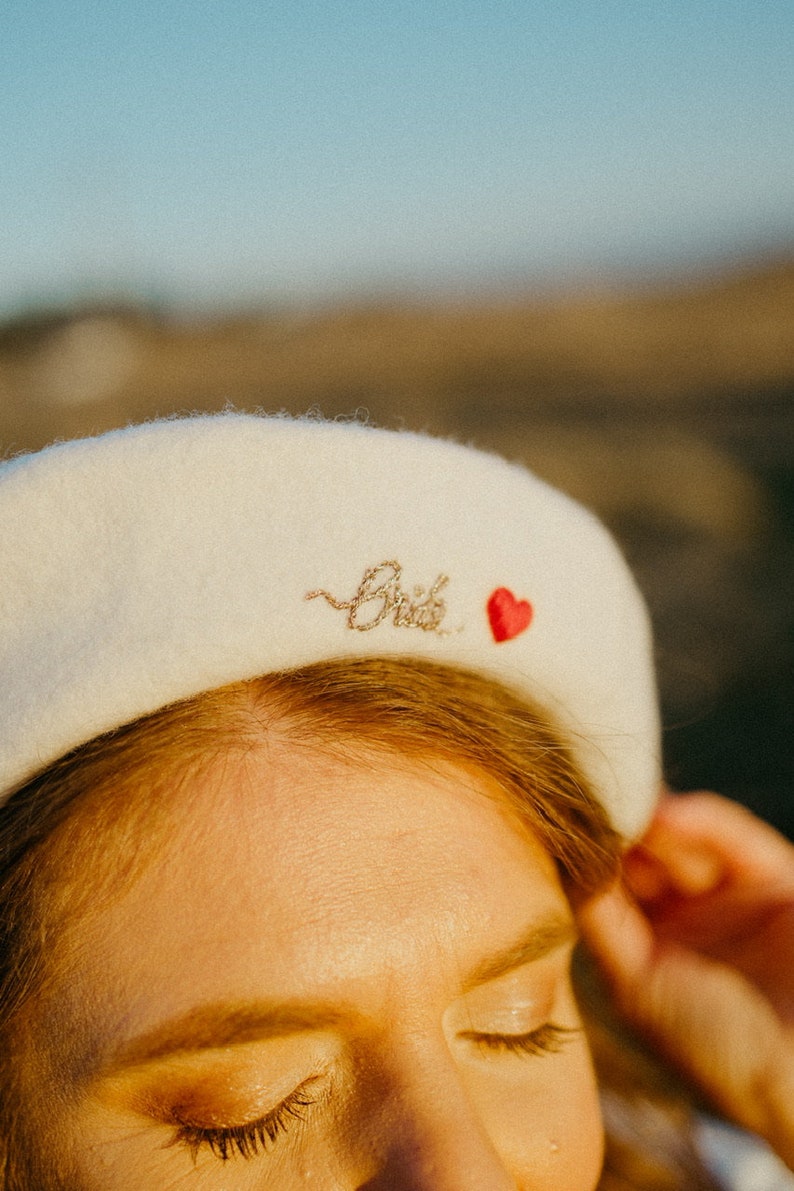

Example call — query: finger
[623,839,723,903]
[580,884,789,1141]
[638,793,794,892]
[578,884,656,991]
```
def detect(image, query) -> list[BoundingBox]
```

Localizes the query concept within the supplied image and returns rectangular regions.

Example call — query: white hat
[0,414,660,836]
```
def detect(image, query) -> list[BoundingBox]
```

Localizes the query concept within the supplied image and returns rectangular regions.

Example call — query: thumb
[580,884,783,1138]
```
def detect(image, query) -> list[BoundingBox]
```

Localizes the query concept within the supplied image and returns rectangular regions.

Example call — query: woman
[0,414,791,1188]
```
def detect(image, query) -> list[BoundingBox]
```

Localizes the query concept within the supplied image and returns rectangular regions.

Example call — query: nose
[356,1104,517,1190]
[357,1139,516,1191]
[355,1050,518,1190]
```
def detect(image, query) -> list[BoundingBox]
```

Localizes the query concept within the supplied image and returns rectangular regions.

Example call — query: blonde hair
[0,658,715,1189]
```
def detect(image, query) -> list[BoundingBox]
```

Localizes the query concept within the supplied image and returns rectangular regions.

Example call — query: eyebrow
[97,1004,347,1078]
[95,913,577,1078]
[462,912,577,991]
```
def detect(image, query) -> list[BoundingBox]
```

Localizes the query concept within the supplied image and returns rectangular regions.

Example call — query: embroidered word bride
[306,560,453,635]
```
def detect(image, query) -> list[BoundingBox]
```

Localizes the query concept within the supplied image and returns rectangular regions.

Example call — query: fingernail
[623,847,669,900]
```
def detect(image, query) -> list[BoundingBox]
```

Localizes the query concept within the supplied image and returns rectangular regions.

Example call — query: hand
[580,792,794,1169]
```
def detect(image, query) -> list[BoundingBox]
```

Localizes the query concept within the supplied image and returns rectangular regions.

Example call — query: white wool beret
[0,414,660,836]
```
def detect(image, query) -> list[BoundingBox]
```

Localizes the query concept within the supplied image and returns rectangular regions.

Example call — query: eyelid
[460,1022,581,1057]
[108,1033,341,1125]
[467,936,576,1001]
[167,1073,326,1163]
[450,940,575,1031]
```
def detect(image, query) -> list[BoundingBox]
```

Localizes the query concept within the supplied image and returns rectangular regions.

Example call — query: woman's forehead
[51,745,570,1062]
[110,740,563,922]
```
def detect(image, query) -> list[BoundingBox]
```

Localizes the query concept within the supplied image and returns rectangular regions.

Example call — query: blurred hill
[1,256,792,833]
[1,257,793,455]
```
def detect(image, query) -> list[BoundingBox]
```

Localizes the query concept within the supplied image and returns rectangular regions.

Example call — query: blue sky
[2,1,793,312]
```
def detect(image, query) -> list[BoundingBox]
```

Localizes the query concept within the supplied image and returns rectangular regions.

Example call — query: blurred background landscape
[2,1,792,833]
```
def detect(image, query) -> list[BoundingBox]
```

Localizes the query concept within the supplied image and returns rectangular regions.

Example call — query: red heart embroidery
[487,588,533,643]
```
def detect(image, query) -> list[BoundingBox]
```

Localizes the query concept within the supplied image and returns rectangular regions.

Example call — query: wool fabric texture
[0,414,660,835]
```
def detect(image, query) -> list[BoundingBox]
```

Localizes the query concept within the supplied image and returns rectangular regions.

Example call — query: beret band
[0,414,660,836]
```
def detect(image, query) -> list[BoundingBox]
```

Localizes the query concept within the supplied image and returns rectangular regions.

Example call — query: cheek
[469,1046,604,1191]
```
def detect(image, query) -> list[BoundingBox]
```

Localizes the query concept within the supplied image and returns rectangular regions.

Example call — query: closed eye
[166,1078,320,1163]
[460,1022,580,1057]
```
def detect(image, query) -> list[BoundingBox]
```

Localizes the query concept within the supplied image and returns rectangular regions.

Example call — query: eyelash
[464,1021,580,1057]
[170,1084,317,1163]
[169,1024,575,1164]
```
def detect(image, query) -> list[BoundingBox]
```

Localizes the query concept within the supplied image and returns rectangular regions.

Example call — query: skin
[33,742,604,1189]
[582,790,794,1172]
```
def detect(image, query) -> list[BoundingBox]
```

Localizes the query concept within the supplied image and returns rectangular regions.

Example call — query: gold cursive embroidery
[306,560,456,635]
